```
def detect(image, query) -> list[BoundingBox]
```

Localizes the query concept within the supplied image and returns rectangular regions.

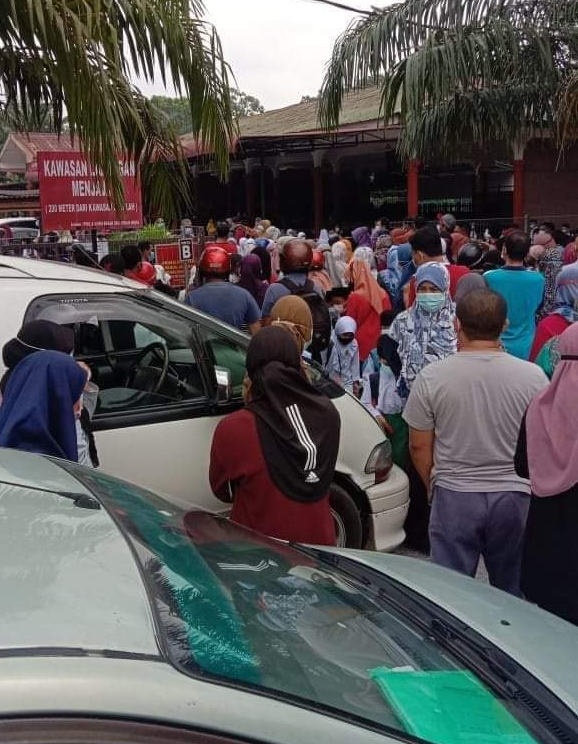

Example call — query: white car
[0,217,40,241]
[0,255,409,549]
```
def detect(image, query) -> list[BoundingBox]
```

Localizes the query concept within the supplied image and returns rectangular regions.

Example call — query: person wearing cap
[185,246,261,334]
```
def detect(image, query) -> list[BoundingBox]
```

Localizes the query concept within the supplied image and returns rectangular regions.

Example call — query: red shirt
[210,408,336,546]
[529,314,570,362]
[408,264,470,306]
[346,292,392,361]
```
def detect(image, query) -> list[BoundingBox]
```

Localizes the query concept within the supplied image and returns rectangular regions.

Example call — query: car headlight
[365,440,393,484]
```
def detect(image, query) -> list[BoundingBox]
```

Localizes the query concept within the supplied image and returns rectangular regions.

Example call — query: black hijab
[246,327,340,502]
[1,321,75,394]
[377,334,402,379]
[252,239,272,280]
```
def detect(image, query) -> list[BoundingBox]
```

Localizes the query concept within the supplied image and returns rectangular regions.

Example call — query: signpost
[155,240,200,289]
[37,151,143,232]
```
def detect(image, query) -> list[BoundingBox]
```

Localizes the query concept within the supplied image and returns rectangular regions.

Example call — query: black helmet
[457,242,484,270]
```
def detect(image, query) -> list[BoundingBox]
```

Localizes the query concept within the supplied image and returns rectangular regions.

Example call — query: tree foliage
[151,89,265,135]
[319,0,578,162]
[0,0,236,219]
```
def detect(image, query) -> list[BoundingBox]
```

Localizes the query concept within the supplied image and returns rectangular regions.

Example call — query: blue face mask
[416,292,445,312]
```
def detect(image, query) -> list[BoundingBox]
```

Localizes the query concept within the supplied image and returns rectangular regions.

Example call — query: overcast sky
[137,0,380,111]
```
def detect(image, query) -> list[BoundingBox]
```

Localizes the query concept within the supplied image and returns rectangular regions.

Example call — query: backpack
[280,277,332,354]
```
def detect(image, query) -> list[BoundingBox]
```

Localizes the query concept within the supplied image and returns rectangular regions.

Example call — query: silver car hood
[325,549,578,712]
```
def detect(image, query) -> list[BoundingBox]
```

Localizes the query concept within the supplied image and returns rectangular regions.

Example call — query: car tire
[330,483,364,549]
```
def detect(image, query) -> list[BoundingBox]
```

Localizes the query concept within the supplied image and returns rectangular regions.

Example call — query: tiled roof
[180,87,388,157]
[0,189,39,199]
[8,132,77,160]
[237,87,384,139]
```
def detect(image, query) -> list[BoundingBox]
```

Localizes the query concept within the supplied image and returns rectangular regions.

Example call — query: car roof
[0,217,38,225]
[0,255,144,289]
[0,448,158,658]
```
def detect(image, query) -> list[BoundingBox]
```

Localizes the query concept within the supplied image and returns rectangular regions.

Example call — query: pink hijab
[526,322,578,497]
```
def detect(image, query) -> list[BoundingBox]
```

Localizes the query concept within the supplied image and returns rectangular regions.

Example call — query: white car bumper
[364,464,410,552]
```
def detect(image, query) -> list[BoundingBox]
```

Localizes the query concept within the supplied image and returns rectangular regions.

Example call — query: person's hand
[77,361,92,388]
[376,415,394,435]
[242,373,252,405]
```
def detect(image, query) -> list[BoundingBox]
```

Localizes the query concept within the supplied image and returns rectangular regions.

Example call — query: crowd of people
[1,212,577,629]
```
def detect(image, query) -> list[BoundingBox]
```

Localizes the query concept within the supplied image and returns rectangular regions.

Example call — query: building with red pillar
[181,88,578,232]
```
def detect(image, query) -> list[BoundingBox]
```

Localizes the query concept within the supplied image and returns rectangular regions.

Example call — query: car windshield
[64,464,547,744]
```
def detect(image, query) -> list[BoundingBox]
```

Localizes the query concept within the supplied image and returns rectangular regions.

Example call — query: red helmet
[199,246,231,276]
[310,249,325,271]
[133,261,157,286]
[280,239,313,274]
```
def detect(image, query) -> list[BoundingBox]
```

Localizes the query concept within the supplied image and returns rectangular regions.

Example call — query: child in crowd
[362,309,397,377]
[326,316,361,396]
[326,287,350,327]
[360,334,408,468]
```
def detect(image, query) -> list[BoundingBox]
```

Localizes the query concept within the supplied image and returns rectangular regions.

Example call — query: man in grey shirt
[403,289,548,595]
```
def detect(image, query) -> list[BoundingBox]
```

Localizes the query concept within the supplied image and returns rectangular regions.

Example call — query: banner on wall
[38,151,143,232]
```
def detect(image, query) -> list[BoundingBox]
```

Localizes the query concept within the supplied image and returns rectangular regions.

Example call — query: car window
[198,328,248,399]
[65,464,549,744]
[26,294,206,415]
[197,328,345,402]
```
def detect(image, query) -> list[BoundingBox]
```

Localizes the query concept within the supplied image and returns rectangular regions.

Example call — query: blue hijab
[0,350,87,461]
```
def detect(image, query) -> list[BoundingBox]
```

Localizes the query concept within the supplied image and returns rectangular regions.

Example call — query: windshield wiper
[1,479,100,510]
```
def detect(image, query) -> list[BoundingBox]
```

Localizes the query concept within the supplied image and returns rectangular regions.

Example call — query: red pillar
[407,159,420,217]
[313,166,323,235]
[513,159,525,227]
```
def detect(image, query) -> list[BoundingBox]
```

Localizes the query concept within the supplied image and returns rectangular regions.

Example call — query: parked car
[0,255,409,549]
[0,448,576,744]
[0,216,40,241]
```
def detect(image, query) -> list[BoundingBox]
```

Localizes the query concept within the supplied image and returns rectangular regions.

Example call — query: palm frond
[319,0,578,162]
[0,0,235,217]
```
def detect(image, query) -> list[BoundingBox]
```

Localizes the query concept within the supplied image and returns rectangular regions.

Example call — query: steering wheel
[124,342,170,395]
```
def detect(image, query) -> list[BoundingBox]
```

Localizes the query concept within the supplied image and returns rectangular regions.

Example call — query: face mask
[416,292,445,312]
[333,304,345,315]
[338,335,354,346]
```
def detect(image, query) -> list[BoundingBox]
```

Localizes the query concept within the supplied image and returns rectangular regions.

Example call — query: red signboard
[155,243,197,289]
[37,151,143,232]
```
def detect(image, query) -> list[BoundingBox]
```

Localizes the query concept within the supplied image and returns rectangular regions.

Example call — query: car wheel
[330,483,363,549]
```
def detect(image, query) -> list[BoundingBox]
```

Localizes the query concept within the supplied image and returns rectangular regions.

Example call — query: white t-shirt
[403,352,549,493]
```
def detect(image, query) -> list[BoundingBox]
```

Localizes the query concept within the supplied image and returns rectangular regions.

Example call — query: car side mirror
[214,366,232,403]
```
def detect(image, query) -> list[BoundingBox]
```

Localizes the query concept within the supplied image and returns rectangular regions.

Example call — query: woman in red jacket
[345,259,392,362]
[209,326,340,545]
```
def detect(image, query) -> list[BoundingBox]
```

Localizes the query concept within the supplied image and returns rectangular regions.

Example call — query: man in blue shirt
[185,246,261,334]
[485,231,545,359]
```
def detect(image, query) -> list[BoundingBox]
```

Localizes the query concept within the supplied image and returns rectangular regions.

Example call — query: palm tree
[319,0,578,162]
[0,0,235,218]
